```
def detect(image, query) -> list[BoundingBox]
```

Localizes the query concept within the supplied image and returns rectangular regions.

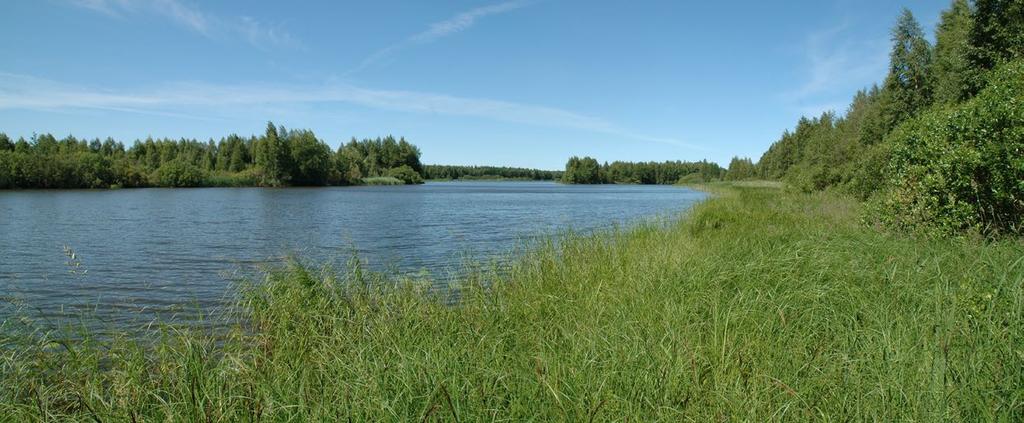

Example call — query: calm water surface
[0,181,704,328]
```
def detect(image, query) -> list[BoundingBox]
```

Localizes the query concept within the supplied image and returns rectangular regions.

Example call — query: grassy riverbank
[2,183,1022,420]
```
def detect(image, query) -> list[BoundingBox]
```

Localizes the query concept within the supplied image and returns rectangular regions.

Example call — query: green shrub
[783,162,844,193]
[109,160,149,188]
[845,141,894,200]
[871,60,1024,235]
[152,160,208,187]
[386,165,424,184]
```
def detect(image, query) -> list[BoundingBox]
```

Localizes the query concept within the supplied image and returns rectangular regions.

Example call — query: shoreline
[2,182,1021,420]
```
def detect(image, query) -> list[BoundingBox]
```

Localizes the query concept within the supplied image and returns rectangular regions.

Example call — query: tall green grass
[204,170,260,187]
[1,184,1021,420]
[360,176,406,186]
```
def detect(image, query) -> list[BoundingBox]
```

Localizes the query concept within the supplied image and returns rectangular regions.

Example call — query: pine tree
[229,139,247,172]
[256,121,285,185]
[881,9,933,131]
[931,0,976,104]
[202,140,217,171]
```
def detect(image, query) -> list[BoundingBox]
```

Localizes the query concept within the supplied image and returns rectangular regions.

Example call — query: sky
[0,0,951,169]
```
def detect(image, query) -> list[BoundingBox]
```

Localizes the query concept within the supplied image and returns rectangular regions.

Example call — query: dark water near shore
[0,181,704,328]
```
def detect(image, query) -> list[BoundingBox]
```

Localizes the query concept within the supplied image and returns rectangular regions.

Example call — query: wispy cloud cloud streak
[151,0,208,34]
[0,72,702,150]
[67,0,303,50]
[412,1,528,43]
[782,24,888,115]
[69,0,132,16]
[350,1,531,74]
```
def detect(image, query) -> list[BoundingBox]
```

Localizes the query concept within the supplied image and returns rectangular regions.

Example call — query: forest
[561,156,725,184]
[0,122,426,188]
[726,0,1022,236]
[423,164,562,181]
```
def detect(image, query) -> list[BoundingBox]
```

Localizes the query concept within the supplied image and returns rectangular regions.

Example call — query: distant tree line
[562,156,725,184]
[0,122,426,188]
[724,157,756,181]
[725,0,1024,236]
[423,165,562,181]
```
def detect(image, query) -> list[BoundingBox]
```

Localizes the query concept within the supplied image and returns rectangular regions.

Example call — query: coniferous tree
[0,133,12,151]
[256,121,289,186]
[202,140,217,171]
[931,0,976,104]
[881,9,933,131]
[969,0,1024,75]
[215,138,231,172]
[14,138,30,153]
[228,138,248,172]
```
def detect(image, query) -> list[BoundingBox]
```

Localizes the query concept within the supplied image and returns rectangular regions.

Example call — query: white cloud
[68,0,133,16]
[783,24,889,113]
[351,1,531,74]
[235,16,305,51]
[0,72,703,150]
[151,0,208,34]
[412,1,528,43]
[66,0,302,50]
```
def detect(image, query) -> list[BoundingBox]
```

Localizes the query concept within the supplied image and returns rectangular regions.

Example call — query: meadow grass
[1,183,1022,421]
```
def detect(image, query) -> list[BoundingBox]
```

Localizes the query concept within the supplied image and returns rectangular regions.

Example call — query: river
[0,181,704,328]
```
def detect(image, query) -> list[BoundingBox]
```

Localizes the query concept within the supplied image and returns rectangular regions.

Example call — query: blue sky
[0,0,950,169]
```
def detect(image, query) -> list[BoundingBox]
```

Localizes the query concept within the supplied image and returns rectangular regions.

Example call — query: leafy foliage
[0,123,427,188]
[153,159,208,187]
[335,136,422,178]
[968,0,1024,79]
[287,129,333,186]
[871,60,1024,235]
[725,157,756,180]
[754,0,1024,235]
[254,122,291,186]
[387,165,424,184]
[561,156,604,184]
